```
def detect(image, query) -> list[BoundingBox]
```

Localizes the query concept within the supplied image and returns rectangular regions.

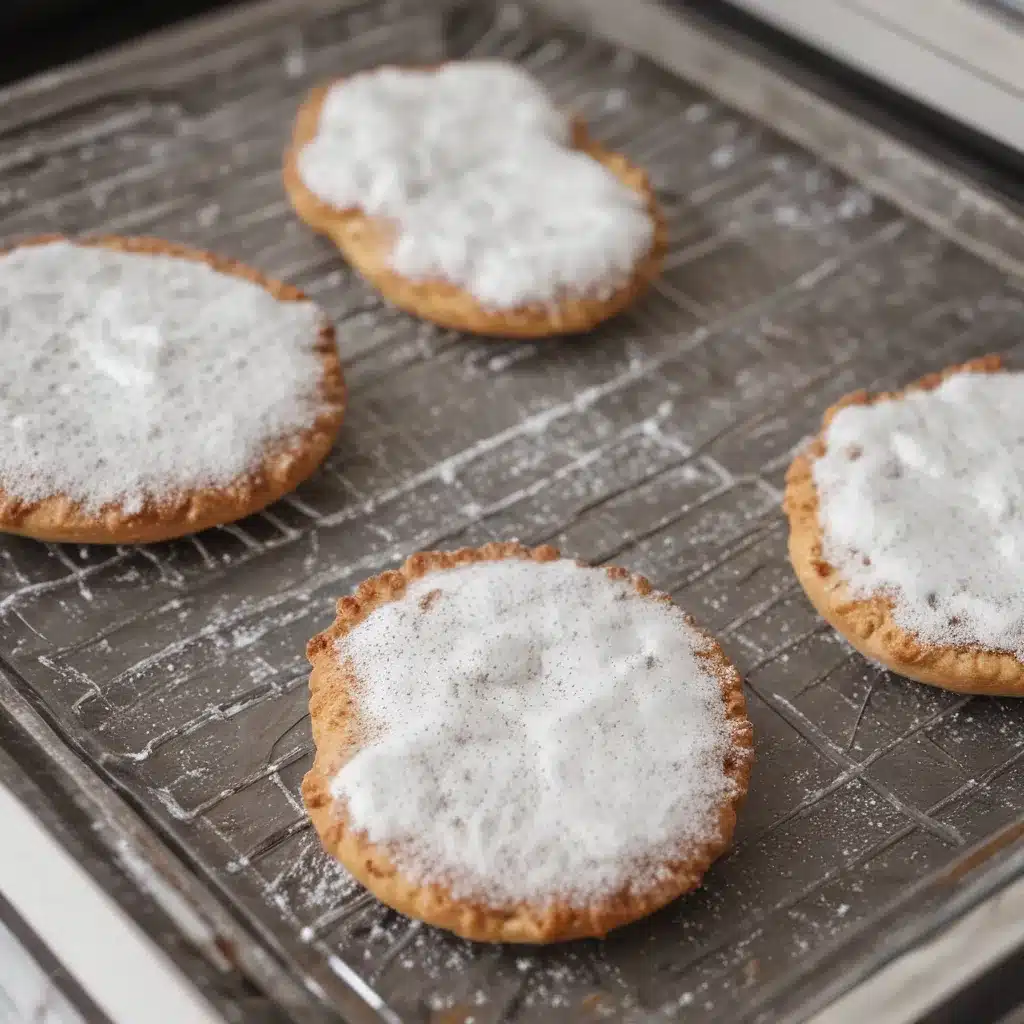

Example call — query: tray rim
[544,0,1024,277]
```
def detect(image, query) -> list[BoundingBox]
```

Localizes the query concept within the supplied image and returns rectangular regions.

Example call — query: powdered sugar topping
[0,242,330,513]
[331,558,737,906]
[297,61,655,309]
[814,370,1024,655]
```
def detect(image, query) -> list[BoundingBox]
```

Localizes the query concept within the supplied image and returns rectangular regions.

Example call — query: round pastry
[302,542,753,943]
[785,354,1024,695]
[0,235,345,544]
[283,61,665,337]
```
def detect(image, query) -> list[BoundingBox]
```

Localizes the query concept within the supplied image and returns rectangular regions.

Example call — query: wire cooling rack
[1,1,1024,1021]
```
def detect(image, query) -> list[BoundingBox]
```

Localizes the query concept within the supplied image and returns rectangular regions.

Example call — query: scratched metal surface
[1,1,1024,1022]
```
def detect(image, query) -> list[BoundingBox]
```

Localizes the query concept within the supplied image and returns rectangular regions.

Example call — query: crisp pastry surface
[785,354,1024,695]
[283,62,665,338]
[302,542,753,944]
[0,235,346,545]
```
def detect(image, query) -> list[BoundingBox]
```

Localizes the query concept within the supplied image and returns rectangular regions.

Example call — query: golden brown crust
[0,234,346,545]
[283,78,666,338]
[302,541,753,943]
[784,354,1024,695]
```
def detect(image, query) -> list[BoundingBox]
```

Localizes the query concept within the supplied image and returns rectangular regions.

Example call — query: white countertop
[0,920,84,1024]
[726,0,1024,153]
[0,782,222,1024]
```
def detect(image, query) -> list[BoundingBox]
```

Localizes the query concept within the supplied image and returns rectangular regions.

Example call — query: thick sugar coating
[297,61,655,309]
[814,371,1024,656]
[331,559,736,906]
[0,243,328,514]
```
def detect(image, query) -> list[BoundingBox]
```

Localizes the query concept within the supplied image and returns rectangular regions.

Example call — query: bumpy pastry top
[296,61,655,309]
[0,241,331,515]
[813,367,1024,656]
[329,556,741,906]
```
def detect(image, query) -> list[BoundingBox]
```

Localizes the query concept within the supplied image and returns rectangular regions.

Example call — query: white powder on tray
[330,558,737,907]
[297,61,654,310]
[813,370,1024,656]
[0,242,328,514]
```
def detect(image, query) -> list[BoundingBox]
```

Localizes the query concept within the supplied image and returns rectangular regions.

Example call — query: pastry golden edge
[301,541,754,944]
[282,79,667,338]
[784,353,1024,696]
[0,234,347,545]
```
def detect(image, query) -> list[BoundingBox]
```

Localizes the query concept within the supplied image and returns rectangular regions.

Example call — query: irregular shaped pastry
[302,542,752,943]
[786,355,1024,694]
[284,61,664,337]
[0,236,345,544]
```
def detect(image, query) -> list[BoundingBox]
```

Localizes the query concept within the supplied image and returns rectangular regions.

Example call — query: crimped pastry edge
[283,75,666,338]
[0,234,346,544]
[302,541,754,943]
[784,353,1024,695]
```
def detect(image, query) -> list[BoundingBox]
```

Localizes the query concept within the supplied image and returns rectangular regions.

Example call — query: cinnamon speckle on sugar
[330,557,738,906]
[814,369,1024,655]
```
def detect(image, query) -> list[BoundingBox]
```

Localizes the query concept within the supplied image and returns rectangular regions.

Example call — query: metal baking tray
[2,0,1024,1021]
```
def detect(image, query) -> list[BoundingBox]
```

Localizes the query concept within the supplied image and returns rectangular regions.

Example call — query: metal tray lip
[0,659,399,1024]
[1,0,1022,256]
[0,1,1022,1022]
[544,0,1024,277]
[799,854,1024,1024]
[772,834,1024,1023]
[0,667,342,1024]
[3,0,1019,274]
